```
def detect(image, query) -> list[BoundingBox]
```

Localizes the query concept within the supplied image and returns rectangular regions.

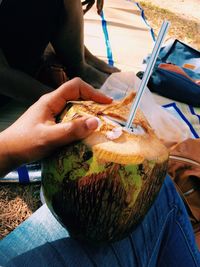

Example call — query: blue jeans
[0,175,199,267]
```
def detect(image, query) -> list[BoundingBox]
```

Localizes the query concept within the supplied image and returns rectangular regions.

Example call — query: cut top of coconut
[60,93,169,165]
[62,93,152,131]
[84,127,168,165]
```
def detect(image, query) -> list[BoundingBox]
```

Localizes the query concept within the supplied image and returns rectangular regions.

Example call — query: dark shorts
[0,0,63,75]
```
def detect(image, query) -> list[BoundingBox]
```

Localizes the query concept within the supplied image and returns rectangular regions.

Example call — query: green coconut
[42,92,169,244]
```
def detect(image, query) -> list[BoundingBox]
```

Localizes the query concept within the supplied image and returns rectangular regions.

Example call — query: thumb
[46,117,99,147]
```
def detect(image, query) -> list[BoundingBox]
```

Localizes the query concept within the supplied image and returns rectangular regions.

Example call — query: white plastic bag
[100,72,191,148]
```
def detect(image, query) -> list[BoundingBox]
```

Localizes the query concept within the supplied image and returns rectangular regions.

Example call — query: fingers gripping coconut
[42,92,169,244]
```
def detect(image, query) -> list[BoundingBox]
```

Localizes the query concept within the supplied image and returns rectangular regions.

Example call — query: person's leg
[0,47,12,106]
[51,0,119,89]
[84,46,120,74]
[0,175,199,266]
[0,0,63,76]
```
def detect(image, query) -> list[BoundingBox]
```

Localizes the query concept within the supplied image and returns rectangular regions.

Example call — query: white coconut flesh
[61,93,168,165]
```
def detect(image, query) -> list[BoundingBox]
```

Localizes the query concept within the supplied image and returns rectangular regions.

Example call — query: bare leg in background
[52,0,119,88]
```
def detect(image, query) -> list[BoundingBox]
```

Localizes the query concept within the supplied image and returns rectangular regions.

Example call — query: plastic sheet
[100,72,191,148]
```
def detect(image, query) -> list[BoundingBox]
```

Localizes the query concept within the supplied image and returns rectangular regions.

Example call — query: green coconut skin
[42,141,168,244]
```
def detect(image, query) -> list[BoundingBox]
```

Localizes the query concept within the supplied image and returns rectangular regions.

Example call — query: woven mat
[0,184,41,239]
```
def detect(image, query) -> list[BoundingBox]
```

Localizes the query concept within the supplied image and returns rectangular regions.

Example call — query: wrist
[0,130,21,177]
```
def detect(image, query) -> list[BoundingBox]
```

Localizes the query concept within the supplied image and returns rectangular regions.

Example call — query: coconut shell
[42,92,169,244]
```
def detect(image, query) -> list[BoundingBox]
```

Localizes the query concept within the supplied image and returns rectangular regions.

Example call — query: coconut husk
[0,184,41,239]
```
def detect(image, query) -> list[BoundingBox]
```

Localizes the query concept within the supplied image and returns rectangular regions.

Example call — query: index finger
[42,78,112,115]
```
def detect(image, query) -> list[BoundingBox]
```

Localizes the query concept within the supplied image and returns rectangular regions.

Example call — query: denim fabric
[0,175,199,267]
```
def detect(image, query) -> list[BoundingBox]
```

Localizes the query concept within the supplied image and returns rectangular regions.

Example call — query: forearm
[0,66,52,104]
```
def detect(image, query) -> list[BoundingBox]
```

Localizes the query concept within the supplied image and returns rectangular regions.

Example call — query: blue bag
[139,39,200,106]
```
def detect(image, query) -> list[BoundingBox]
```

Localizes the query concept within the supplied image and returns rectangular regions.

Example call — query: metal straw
[125,20,170,129]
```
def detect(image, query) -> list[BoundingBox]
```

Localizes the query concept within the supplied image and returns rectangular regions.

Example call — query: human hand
[82,0,104,15]
[0,78,112,175]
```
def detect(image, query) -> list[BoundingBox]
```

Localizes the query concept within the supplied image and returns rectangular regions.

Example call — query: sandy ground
[140,0,200,22]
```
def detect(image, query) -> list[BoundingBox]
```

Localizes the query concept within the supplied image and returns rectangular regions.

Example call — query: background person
[0,0,118,105]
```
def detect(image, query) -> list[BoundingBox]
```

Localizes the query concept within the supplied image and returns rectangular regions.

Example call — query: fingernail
[85,117,99,130]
